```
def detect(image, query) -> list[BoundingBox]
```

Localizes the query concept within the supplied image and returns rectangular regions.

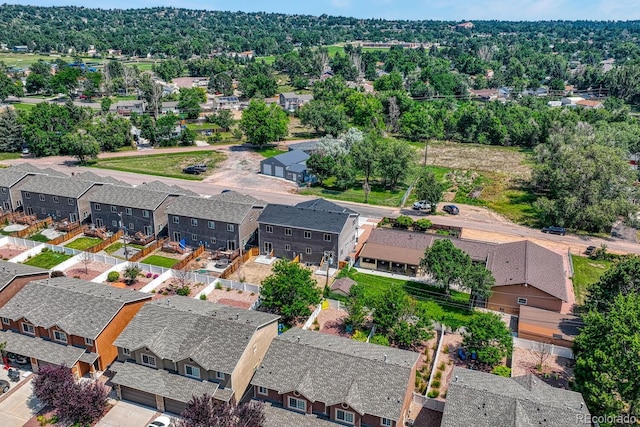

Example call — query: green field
[0,52,104,68]
[24,250,72,269]
[10,103,35,112]
[91,150,226,181]
[65,237,103,251]
[0,152,21,162]
[255,147,287,158]
[142,255,178,268]
[300,178,407,207]
[571,255,613,305]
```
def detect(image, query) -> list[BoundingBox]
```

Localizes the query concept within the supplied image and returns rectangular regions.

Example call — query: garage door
[121,386,158,409]
[262,164,272,175]
[274,166,284,177]
[164,398,187,415]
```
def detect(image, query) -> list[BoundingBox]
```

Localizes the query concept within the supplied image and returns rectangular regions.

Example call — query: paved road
[5,152,639,255]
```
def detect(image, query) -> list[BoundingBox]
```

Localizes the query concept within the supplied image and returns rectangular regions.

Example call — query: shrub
[73,275,80,279]
[176,286,191,296]
[491,365,512,378]
[435,371,442,380]
[226,287,231,292]
[162,291,168,296]
[50,270,65,278]
[431,380,441,388]
[42,247,50,252]
[153,274,159,279]
[441,389,447,398]
[146,273,152,278]
[107,271,120,282]
[352,330,368,342]
[215,282,222,290]
[414,218,433,231]
[438,362,446,371]
[442,344,449,354]
[395,215,414,229]
[369,334,390,346]
[151,289,156,294]
[427,390,439,398]
[199,294,207,300]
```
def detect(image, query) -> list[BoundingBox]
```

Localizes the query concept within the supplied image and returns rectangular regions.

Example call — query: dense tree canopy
[462,311,513,367]
[239,100,289,146]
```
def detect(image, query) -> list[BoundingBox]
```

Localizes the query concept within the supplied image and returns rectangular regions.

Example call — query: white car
[412,200,431,211]
[148,416,172,427]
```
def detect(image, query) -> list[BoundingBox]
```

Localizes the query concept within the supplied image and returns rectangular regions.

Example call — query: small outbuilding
[259,149,311,183]
[330,277,357,297]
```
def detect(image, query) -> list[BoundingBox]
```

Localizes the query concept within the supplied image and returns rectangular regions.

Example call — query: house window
[111,220,118,227]
[285,244,291,251]
[208,221,215,229]
[52,196,59,204]
[122,348,131,356]
[323,233,331,242]
[21,322,34,335]
[184,365,200,379]
[266,225,273,233]
[111,206,117,213]
[517,297,528,305]
[24,192,30,199]
[0,188,5,194]
[227,224,234,232]
[128,223,134,231]
[284,228,292,236]
[142,210,150,218]
[210,237,217,244]
[191,218,198,226]
[68,198,74,205]
[144,225,152,235]
[41,208,46,215]
[288,397,306,412]
[85,337,94,346]
[125,208,132,216]
[257,386,268,396]
[53,330,67,343]
[192,234,198,241]
[304,231,311,239]
[94,203,101,211]
[336,409,354,424]
[1,317,10,325]
[173,216,179,224]
[141,354,156,368]
[216,371,225,379]
[39,194,45,202]
[381,418,392,426]
[306,247,312,255]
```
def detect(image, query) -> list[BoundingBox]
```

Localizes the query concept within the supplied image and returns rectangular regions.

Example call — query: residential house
[110,297,279,414]
[19,174,103,222]
[358,229,571,314]
[279,92,313,112]
[109,100,145,116]
[260,149,311,183]
[0,261,49,308]
[517,305,583,348]
[440,367,590,427]
[575,99,604,109]
[257,199,359,264]
[165,191,265,251]
[252,329,420,427]
[89,184,182,237]
[0,166,59,212]
[561,96,584,106]
[73,171,131,187]
[213,96,240,110]
[160,101,180,115]
[330,277,356,297]
[470,88,498,101]
[0,278,151,378]
[138,180,198,197]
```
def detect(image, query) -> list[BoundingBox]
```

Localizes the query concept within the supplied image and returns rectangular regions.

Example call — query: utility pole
[118,212,129,261]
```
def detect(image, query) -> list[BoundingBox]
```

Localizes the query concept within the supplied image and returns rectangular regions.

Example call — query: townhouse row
[0,165,359,265]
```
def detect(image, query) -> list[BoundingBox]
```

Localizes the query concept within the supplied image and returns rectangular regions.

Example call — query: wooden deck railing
[11,217,53,238]
[129,238,169,262]
[48,225,88,246]
[87,230,124,253]
[173,245,205,270]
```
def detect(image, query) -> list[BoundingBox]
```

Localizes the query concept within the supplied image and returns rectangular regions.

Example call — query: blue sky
[7,0,640,21]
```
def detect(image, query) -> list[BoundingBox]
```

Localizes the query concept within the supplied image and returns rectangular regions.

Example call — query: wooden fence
[173,245,205,271]
[48,225,88,246]
[220,247,256,279]
[11,217,53,238]
[129,238,169,262]
[87,230,124,253]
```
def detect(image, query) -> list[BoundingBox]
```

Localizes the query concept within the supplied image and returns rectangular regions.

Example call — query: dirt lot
[154,278,206,297]
[204,288,259,309]
[64,261,112,280]
[0,243,28,259]
[233,259,275,285]
[512,347,574,389]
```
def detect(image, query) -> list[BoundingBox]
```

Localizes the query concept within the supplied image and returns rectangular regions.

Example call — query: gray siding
[0,187,11,211]
[21,191,81,221]
[258,223,340,265]
[337,215,359,260]
[91,204,156,234]
[167,214,240,250]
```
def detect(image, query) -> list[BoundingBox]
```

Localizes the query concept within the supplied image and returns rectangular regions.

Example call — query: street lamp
[323,251,334,290]
[117,212,129,261]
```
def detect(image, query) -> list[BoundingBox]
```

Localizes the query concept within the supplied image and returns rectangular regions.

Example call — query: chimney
[384,354,388,363]
[580,403,584,410]
[454,375,458,382]
[297,336,301,343]
[236,313,239,320]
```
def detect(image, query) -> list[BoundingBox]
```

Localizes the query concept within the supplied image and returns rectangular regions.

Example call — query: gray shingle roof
[0,168,38,188]
[113,297,279,374]
[440,367,590,427]
[487,240,568,301]
[286,162,307,173]
[288,140,320,152]
[74,171,131,186]
[166,195,263,224]
[19,175,95,198]
[138,181,197,196]
[0,260,48,291]
[251,329,419,421]
[89,184,174,211]
[265,149,309,167]
[0,277,151,340]
[11,164,67,177]
[295,198,357,215]
[258,204,351,234]
[110,361,222,403]
[0,329,92,366]
[213,191,262,205]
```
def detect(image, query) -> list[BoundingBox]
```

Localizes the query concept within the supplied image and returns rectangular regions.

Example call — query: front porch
[359,257,419,276]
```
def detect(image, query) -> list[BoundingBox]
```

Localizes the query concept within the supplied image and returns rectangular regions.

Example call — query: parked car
[148,415,172,427]
[182,166,201,175]
[412,200,431,211]
[541,226,567,236]
[0,379,9,393]
[443,205,459,215]
[6,352,28,365]
[585,245,597,256]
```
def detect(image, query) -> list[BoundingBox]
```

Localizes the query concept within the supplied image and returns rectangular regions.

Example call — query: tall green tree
[413,168,444,213]
[138,73,163,119]
[350,133,381,186]
[377,138,415,189]
[585,256,640,313]
[64,132,100,165]
[207,109,233,131]
[239,100,288,146]
[0,108,25,152]
[574,294,640,423]
[298,100,348,136]
[462,312,513,367]
[0,62,23,101]
[89,114,132,152]
[260,259,321,325]
[306,153,336,185]
[178,87,207,119]
[420,239,471,293]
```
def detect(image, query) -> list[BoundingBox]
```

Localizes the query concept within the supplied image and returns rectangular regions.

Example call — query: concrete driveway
[96,400,158,427]
[0,378,44,427]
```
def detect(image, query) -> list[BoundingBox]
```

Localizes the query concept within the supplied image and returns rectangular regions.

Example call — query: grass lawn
[255,147,287,158]
[0,152,21,161]
[571,255,613,305]
[24,251,72,269]
[185,123,220,131]
[10,103,35,112]
[91,150,226,181]
[255,55,276,65]
[29,233,50,243]
[348,270,473,329]
[300,177,407,207]
[104,242,144,254]
[142,255,178,268]
[65,237,103,251]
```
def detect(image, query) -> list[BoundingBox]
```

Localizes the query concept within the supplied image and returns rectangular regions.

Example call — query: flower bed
[153,278,204,297]
[203,287,259,309]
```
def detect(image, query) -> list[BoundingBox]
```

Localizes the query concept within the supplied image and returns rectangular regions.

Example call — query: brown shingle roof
[518,305,582,341]
[330,277,356,295]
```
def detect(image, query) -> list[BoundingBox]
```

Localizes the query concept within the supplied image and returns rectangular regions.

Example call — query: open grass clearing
[0,152,21,162]
[347,270,473,329]
[571,255,613,305]
[29,233,50,243]
[104,241,144,254]
[255,146,287,158]
[10,103,35,112]
[65,237,103,251]
[142,255,179,268]
[300,177,407,207]
[24,250,72,269]
[90,150,226,180]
